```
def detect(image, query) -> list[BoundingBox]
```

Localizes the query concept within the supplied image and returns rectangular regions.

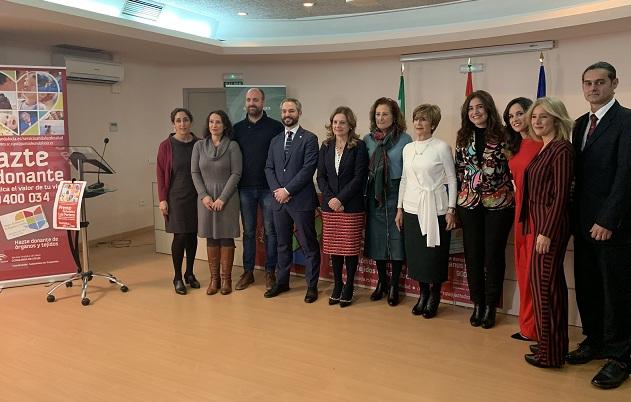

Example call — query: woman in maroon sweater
[156,108,200,295]
[520,97,574,368]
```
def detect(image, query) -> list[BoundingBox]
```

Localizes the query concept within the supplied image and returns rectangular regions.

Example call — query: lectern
[46,146,128,306]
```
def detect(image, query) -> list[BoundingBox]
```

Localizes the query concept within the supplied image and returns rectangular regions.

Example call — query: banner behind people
[0,66,75,287]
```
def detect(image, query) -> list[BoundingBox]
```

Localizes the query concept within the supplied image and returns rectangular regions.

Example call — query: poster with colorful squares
[0,66,75,286]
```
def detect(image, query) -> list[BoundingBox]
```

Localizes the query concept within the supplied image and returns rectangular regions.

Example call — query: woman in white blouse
[395,104,457,318]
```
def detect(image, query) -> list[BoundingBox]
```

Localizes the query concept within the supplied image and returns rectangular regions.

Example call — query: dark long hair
[502,97,533,158]
[203,110,233,139]
[456,90,503,148]
[369,97,406,135]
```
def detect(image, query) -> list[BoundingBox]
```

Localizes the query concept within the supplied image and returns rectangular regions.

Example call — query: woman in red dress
[503,97,542,342]
[520,97,574,368]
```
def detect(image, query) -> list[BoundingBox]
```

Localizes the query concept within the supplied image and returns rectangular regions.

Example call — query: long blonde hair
[526,97,574,141]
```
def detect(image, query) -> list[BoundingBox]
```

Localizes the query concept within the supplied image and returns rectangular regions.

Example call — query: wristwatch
[447,207,456,214]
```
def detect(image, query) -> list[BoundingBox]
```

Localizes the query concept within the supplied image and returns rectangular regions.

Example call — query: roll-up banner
[0,66,75,288]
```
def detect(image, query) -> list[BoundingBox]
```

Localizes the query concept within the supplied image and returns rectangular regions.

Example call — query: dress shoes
[423,294,440,319]
[412,293,430,316]
[530,344,540,354]
[591,360,630,389]
[524,354,560,368]
[265,271,276,290]
[235,271,254,290]
[304,287,318,303]
[184,274,200,289]
[339,284,354,308]
[387,285,400,306]
[470,304,483,327]
[329,283,342,305]
[481,305,496,329]
[370,280,388,301]
[173,279,187,295]
[566,342,602,365]
[264,283,290,298]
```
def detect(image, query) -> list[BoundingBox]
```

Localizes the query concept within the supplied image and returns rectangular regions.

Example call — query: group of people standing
[156,60,631,389]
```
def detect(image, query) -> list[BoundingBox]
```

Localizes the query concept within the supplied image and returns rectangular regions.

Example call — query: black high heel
[412,292,429,316]
[370,280,388,301]
[470,304,483,327]
[387,285,400,306]
[481,305,497,329]
[329,283,342,305]
[173,279,187,295]
[339,284,354,308]
[184,274,200,289]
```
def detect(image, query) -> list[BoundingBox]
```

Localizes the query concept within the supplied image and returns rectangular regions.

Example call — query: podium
[46,146,128,306]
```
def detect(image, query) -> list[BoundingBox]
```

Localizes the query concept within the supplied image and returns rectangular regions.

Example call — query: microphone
[88,137,109,190]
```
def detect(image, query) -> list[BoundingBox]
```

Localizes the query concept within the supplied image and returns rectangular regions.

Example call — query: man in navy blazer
[264,97,320,303]
[570,61,631,389]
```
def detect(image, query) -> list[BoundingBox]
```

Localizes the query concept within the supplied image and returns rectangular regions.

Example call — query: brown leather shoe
[220,246,235,295]
[235,271,254,290]
[265,271,276,290]
[206,246,220,295]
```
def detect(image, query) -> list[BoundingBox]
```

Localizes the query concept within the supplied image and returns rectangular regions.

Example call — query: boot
[387,261,402,306]
[481,304,497,329]
[220,246,235,295]
[470,303,483,327]
[422,283,442,319]
[370,261,389,301]
[206,245,220,295]
[412,283,430,316]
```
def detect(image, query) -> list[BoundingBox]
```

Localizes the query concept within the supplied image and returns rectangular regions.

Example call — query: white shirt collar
[284,125,299,136]
[591,97,616,121]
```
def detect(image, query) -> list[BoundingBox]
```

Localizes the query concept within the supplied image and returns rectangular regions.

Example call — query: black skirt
[403,211,451,283]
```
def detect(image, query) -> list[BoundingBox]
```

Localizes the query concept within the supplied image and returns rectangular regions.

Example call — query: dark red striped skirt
[321,211,365,256]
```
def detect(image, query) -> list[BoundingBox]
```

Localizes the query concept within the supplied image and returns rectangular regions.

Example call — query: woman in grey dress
[156,108,200,295]
[191,110,242,296]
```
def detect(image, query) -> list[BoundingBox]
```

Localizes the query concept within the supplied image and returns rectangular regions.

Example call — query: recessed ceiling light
[303,2,314,7]
[237,12,247,16]
[346,0,353,2]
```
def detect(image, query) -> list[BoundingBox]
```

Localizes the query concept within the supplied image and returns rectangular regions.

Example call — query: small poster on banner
[52,181,86,230]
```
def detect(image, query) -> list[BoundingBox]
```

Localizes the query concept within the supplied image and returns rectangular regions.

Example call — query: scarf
[368,129,396,207]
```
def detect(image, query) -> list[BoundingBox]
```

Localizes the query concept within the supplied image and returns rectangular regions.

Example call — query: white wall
[2,29,630,241]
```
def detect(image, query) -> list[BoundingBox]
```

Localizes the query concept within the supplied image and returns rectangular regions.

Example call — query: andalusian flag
[537,52,546,98]
[398,64,405,115]
[465,58,473,97]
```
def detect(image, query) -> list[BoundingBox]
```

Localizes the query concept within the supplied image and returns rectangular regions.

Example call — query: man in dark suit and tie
[569,61,631,389]
[264,97,320,303]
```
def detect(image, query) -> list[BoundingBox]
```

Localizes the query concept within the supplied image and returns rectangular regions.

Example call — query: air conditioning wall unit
[52,55,124,84]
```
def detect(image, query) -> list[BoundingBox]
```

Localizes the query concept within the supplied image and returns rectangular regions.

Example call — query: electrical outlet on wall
[138,200,146,207]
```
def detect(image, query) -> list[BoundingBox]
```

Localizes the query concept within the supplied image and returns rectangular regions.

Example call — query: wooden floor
[1,230,625,402]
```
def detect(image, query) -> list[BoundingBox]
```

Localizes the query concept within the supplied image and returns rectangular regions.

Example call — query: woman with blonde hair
[520,97,574,368]
[317,106,369,307]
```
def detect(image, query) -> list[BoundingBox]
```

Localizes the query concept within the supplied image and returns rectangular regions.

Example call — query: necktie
[284,131,293,156]
[587,114,598,139]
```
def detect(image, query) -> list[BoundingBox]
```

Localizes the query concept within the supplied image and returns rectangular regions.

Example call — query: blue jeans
[239,187,277,272]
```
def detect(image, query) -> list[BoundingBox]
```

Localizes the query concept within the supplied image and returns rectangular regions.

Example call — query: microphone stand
[88,137,109,190]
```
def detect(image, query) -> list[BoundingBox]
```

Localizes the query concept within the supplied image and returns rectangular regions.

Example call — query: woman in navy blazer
[317,106,369,307]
